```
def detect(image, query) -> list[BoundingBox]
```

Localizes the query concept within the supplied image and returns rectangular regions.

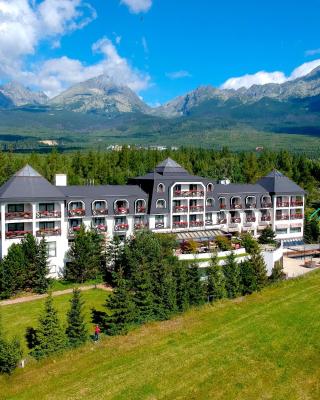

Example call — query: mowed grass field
[1,272,320,400]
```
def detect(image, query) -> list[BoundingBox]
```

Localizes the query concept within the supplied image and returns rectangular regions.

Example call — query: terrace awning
[175,229,225,241]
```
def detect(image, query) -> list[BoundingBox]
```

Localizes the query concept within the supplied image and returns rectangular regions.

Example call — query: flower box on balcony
[36,228,61,237]
[155,222,165,229]
[36,210,61,219]
[205,220,213,225]
[68,208,85,217]
[261,215,271,221]
[276,202,290,207]
[218,218,227,224]
[114,223,129,231]
[290,214,303,220]
[189,221,204,227]
[261,202,272,208]
[173,221,188,227]
[174,190,204,197]
[190,205,204,212]
[134,223,147,230]
[94,224,107,232]
[115,207,129,215]
[219,204,226,209]
[174,205,188,212]
[246,204,256,209]
[92,208,108,216]
[231,204,242,210]
[246,217,256,222]
[6,230,32,239]
[276,215,289,220]
[5,211,33,220]
[231,218,241,223]
[291,201,303,206]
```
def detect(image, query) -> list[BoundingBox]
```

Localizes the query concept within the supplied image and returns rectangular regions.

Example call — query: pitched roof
[60,185,147,198]
[155,158,189,175]
[0,165,65,200]
[215,183,267,195]
[257,169,305,194]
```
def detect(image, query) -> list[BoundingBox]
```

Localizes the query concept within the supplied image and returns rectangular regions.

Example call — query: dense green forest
[0,147,319,203]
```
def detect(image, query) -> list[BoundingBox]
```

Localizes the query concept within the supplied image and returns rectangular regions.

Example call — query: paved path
[0,284,112,307]
[283,256,320,278]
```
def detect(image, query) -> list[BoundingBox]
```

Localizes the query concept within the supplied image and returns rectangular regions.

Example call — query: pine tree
[33,237,50,294]
[173,262,189,312]
[30,294,67,359]
[187,262,205,306]
[206,254,226,301]
[269,261,286,282]
[21,234,38,290]
[250,249,268,290]
[0,319,22,374]
[105,269,135,335]
[239,260,257,295]
[66,289,88,347]
[258,226,277,245]
[223,252,241,299]
[132,263,155,324]
[0,244,26,299]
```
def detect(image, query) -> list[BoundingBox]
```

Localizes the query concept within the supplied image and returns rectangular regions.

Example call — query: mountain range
[0,66,319,151]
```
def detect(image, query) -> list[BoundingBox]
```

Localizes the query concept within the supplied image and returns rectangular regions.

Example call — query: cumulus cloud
[27,38,150,97]
[166,70,192,79]
[221,59,320,90]
[121,0,152,14]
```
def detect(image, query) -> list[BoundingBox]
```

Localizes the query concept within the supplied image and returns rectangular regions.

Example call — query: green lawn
[1,272,320,399]
[0,289,107,352]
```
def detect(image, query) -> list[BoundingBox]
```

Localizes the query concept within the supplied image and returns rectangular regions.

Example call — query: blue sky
[1,0,320,104]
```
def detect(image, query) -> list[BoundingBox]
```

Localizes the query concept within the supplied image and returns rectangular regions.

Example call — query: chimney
[219,178,231,185]
[55,174,67,186]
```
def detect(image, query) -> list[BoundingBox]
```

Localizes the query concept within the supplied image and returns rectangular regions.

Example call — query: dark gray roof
[257,170,305,194]
[60,185,147,198]
[0,165,65,200]
[215,183,268,195]
[155,158,189,175]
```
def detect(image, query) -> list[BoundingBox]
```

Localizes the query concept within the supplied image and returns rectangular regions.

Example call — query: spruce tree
[187,262,205,306]
[206,254,226,301]
[223,252,241,299]
[250,249,268,291]
[21,233,38,290]
[270,261,286,282]
[30,294,67,359]
[66,289,88,347]
[173,262,189,312]
[105,269,135,335]
[0,244,26,299]
[33,237,50,294]
[0,319,22,374]
[132,263,155,324]
[239,260,257,295]
[258,226,277,245]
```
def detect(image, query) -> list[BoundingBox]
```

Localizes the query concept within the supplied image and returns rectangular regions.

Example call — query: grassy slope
[1,272,320,399]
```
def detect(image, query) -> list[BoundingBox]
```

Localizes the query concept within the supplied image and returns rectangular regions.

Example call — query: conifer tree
[21,233,38,289]
[258,226,277,245]
[173,262,189,312]
[132,263,155,324]
[239,260,257,295]
[30,294,67,359]
[105,269,135,335]
[250,249,268,290]
[187,262,205,306]
[33,237,50,294]
[206,254,226,301]
[223,252,241,299]
[66,289,88,347]
[269,260,286,282]
[0,319,22,374]
[0,244,26,299]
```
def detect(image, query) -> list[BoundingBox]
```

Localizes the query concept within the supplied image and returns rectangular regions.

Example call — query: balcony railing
[231,204,242,210]
[93,224,107,232]
[6,230,32,239]
[189,205,204,212]
[135,206,146,214]
[205,219,213,225]
[291,201,303,206]
[246,216,256,222]
[174,205,188,213]
[261,202,272,208]
[68,226,81,236]
[134,223,148,230]
[68,208,85,217]
[276,215,289,220]
[173,221,188,228]
[92,208,108,216]
[218,218,227,224]
[36,228,61,237]
[231,217,241,223]
[155,222,165,229]
[5,211,33,220]
[36,210,61,219]
[189,220,204,227]
[219,204,226,209]
[261,215,271,221]
[276,201,290,207]
[114,223,129,231]
[245,203,256,209]
[174,190,204,197]
[290,214,303,220]
[114,207,129,215]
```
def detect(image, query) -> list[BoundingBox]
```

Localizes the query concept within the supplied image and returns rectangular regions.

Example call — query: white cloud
[28,38,151,97]
[221,59,320,90]
[166,70,192,79]
[121,0,152,14]
[305,48,320,56]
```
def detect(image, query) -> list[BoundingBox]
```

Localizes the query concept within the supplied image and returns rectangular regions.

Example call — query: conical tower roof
[0,165,64,200]
[155,158,189,175]
[258,169,305,194]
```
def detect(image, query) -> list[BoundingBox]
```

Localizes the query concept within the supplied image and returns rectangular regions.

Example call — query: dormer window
[157,183,165,193]
[156,199,166,209]
[206,198,214,207]
[207,183,213,192]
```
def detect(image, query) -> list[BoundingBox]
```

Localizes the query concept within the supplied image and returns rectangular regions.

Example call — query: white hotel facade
[0,159,305,276]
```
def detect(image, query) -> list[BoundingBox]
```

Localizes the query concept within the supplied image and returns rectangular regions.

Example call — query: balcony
[173,221,188,228]
[231,204,242,210]
[290,213,303,220]
[261,215,271,221]
[155,222,165,229]
[93,224,107,233]
[174,190,204,198]
[219,204,226,209]
[135,206,146,214]
[276,201,290,207]
[36,210,61,219]
[134,223,148,230]
[6,230,32,239]
[246,216,256,222]
[68,208,85,217]
[114,207,129,215]
[205,219,213,226]
[68,226,81,236]
[36,228,61,237]
[231,217,241,223]
[189,220,204,227]
[5,211,33,220]
[190,205,204,212]
[276,214,289,220]
[114,223,129,231]
[245,203,256,209]
[291,201,303,207]
[92,208,108,216]
[174,205,188,213]
[261,202,272,208]
[218,218,227,224]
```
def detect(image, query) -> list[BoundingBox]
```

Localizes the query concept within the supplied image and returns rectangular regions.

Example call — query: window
[39,221,54,230]
[39,203,54,212]
[275,228,288,234]
[156,199,166,208]
[70,202,83,210]
[8,223,24,231]
[207,183,213,192]
[189,184,197,191]
[46,241,56,257]
[94,217,105,225]
[157,183,165,193]
[205,213,213,221]
[70,219,81,228]
[93,201,106,209]
[290,227,302,233]
[8,204,24,213]
[155,215,164,223]
[206,198,214,207]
